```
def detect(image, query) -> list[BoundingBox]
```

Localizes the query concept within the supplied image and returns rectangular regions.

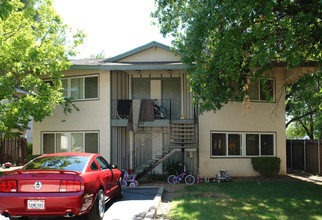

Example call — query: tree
[286,72,321,139]
[88,51,106,59]
[152,0,321,113]
[0,0,85,137]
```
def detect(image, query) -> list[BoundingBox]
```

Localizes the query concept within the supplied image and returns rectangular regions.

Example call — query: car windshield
[22,156,89,172]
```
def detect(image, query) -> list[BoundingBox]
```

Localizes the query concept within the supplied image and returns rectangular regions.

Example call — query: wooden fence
[286,139,321,175]
[0,138,28,166]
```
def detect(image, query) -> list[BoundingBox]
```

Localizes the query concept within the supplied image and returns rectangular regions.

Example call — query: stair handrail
[121,132,163,170]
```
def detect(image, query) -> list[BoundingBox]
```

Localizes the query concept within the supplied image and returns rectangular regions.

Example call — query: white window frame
[61,74,99,101]
[210,131,276,158]
[42,131,99,154]
[248,77,276,102]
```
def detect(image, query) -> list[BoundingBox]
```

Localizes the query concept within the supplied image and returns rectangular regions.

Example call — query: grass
[167,181,322,220]
[0,172,3,177]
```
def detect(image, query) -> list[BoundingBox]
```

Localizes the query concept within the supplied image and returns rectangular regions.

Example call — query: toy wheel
[185,175,195,184]
[122,180,127,187]
[167,175,178,184]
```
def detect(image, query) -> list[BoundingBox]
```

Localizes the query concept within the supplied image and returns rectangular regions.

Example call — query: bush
[148,172,168,181]
[164,159,182,175]
[27,143,33,155]
[251,157,281,177]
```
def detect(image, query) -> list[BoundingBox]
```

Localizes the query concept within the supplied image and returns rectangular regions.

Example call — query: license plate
[27,200,45,210]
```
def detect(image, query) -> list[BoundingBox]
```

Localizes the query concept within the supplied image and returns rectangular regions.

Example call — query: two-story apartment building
[33,41,318,178]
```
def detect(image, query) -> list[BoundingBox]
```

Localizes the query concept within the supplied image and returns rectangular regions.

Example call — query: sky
[52,0,173,59]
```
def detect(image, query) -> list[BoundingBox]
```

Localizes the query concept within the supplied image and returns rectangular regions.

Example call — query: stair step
[171,133,196,136]
[171,125,195,128]
[154,154,163,158]
[142,164,151,168]
[170,141,196,144]
[148,159,157,163]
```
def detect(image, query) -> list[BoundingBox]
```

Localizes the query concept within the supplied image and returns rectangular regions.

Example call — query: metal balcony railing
[112,99,172,121]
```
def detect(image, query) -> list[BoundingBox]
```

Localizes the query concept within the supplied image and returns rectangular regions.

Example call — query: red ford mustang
[0,152,123,220]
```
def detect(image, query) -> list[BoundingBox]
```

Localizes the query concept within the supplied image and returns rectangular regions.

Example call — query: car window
[96,156,109,170]
[22,156,89,172]
[90,161,99,171]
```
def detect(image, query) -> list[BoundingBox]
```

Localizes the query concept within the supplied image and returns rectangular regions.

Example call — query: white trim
[63,74,100,101]
[210,131,276,158]
[41,131,99,154]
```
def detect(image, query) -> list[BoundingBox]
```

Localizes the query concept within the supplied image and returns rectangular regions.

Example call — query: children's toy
[204,170,231,183]
[4,162,12,168]
[215,170,231,183]
[167,164,195,185]
[122,169,138,187]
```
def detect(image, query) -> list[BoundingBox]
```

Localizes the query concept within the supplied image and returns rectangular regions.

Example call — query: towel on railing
[127,99,155,132]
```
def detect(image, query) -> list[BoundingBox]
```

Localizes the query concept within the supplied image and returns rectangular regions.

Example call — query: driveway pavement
[0,186,164,220]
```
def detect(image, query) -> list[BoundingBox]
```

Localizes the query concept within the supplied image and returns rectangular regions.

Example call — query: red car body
[0,152,123,219]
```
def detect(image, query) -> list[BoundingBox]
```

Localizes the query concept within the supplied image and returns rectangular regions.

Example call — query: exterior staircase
[135,121,197,180]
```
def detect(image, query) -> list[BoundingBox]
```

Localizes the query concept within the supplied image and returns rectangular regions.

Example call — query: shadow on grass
[168,181,322,220]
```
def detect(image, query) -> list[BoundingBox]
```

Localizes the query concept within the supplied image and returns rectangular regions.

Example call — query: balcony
[111,99,172,127]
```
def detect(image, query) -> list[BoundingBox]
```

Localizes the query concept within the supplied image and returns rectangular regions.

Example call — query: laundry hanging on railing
[127,99,154,132]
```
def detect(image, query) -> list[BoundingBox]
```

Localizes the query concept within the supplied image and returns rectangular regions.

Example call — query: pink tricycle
[122,170,139,187]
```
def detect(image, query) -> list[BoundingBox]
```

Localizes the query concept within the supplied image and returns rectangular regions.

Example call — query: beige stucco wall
[119,47,181,62]
[33,69,111,160]
[198,69,287,177]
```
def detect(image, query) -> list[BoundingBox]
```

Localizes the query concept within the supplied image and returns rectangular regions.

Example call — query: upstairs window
[61,75,99,100]
[248,78,275,102]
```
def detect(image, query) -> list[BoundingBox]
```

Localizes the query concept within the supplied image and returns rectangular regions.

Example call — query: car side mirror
[111,164,118,169]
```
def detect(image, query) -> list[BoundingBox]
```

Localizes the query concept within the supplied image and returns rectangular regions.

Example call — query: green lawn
[167,181,322,220]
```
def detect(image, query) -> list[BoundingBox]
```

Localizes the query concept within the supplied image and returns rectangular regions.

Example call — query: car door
[95,156,113,197]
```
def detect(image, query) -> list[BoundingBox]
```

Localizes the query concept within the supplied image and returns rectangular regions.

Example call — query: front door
[132,78,150,99]
[162,79,181,119]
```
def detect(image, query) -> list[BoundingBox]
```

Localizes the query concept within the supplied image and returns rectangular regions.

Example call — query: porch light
[167,69,172,73]
[136,70,141,73]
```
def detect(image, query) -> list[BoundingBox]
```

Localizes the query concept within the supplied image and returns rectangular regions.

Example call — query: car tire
[88,189,105,220]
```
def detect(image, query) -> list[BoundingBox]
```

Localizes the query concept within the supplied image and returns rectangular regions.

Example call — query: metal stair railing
[121,133,162,171]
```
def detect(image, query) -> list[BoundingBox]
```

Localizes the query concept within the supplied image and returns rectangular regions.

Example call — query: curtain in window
[56,133,69,153]
[71,78,84,99]
[71,133,84,152]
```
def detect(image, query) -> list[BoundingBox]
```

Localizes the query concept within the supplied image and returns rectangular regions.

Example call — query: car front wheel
[88,189,105,220]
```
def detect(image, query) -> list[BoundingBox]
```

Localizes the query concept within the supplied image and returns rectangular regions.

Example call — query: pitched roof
[70,41,186,70]
[102,41,174,63]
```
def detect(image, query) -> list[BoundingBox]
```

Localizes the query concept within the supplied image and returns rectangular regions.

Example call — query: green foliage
[25,154,41,163]
[148,172,168,181]
[27,143,33,155]
[164,159,181,175]
[286,71,322,139]
[251,157,281,177]
[0,0,85,137]
[152,0,321,114]
[88,51,106,59]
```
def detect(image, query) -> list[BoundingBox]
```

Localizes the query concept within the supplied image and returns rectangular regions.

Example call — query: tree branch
[286,109,318,128]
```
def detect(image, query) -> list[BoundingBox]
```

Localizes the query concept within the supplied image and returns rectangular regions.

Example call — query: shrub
[251,157,281,177]
[27,143,33,155]
[164,159,182,175]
